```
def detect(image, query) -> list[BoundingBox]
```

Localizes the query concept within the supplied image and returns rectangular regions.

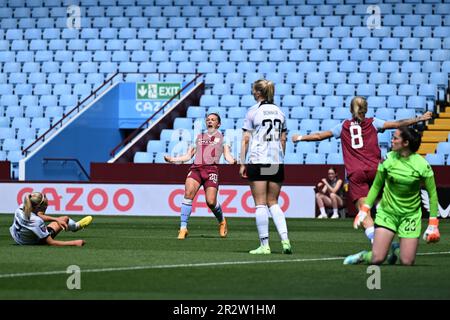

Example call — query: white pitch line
[0,251,449,279]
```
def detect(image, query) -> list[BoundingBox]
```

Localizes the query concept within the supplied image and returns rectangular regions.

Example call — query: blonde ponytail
[253,79,275,104]
[23,194,33,219]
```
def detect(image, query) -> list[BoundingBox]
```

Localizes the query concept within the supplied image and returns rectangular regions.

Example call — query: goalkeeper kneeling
[344,127,440,266]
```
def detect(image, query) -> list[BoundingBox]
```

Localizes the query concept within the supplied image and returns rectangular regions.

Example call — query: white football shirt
[10,206,50,245]
[242,101,287,164]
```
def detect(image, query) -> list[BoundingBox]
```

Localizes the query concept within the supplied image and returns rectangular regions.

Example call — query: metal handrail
[21,71,120,155]
[109,72,203,157]
[43,157,90,180]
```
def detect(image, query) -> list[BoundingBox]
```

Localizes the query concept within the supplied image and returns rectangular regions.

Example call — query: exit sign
[136,83,181,100]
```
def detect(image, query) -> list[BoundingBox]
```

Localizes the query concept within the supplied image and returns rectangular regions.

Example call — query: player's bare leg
[178,177,201,239]
[267,181,292,254]
[371,228,395,264]
[316,193,331,218]
[398,238,419,266]
[249,181,271,254]
[330,193,342,219]
[205,187,227,238]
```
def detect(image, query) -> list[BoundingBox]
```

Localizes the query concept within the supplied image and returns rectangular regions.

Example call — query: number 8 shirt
[242,100,287,164]
[331,117,386,176]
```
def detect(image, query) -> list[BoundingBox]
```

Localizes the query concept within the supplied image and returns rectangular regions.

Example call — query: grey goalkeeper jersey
[10,206,50,245]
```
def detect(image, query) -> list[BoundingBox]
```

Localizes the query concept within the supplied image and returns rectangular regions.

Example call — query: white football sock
[255,205,269,246]
[319,207,326,216]
[269,204,289,241]
[365,226,375,244]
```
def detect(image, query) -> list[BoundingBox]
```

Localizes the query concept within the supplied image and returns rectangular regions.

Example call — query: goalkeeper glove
[423,217,440,243]
[353,204,370,229]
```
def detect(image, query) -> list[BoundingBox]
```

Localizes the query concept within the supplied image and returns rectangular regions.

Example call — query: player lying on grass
[164,113,237,239]
[292,96,432,244]
[343,127,440,266]
[10,192,93,246]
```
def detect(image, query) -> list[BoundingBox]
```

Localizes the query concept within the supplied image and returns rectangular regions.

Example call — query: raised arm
[292,130,334,143]
[164,146,196,164]
[382,111,433,130]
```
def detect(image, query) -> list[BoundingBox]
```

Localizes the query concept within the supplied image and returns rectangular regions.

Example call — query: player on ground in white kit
[240,79,292,255]
[10,192,93,246]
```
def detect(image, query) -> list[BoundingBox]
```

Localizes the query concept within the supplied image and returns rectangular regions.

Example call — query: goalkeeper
[344,126,440,266]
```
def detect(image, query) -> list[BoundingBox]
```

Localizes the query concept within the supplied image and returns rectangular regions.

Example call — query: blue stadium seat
[395,108,415,120]
[45,106,64,119]
[432,50,450,62]
[284,153,300,164]
[407,96,426,110]
[419,84,437,97]
[282,95,301,108]
[425,154,445,166]
[336,84,355,96]
[303,95,322,108]
[305,153,326,164]
[290,107,310,119]
[0,128,15,139]
[327,153,344,164]
[377,84,397,97]
[146,140,166,154]
[347,73,366,85]
[11,117,30,129]
[387,96,406,109]
[294,84,313,96]
[333,107,351,120]
[174,118,193,130]
[377,131,391,148]
[368,96,386,109]
[134,152,153,163]
[318,141,338,154]
[436,142,450,156]
[2,139,21,152]
[375,108,395,120]
[300,119,320,132]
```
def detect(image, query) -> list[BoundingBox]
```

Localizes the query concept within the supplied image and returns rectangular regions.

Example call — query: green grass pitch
[0,214,449,300]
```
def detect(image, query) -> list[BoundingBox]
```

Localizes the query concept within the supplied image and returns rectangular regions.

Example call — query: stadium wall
[19,83,123,181]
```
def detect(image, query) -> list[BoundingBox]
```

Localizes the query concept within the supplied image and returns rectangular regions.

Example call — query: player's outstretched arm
[164,146,196,164]
[383,111,433,130]
[292,130,333,143]
[223,145,237,164]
